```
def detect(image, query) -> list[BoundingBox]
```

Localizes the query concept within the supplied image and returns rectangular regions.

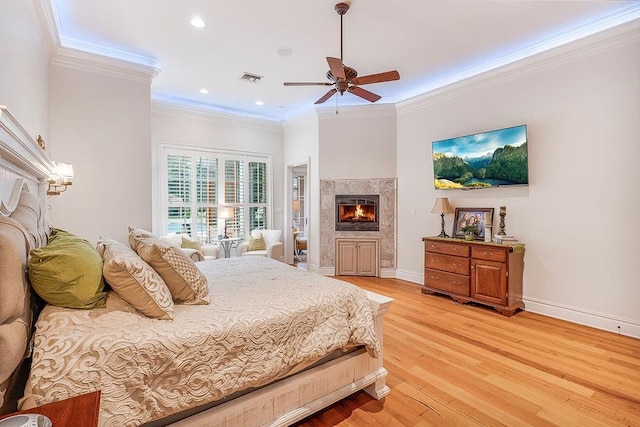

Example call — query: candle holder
[498,206,507,236]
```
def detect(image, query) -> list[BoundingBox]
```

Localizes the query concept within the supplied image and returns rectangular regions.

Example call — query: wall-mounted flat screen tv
[432,124,528,189]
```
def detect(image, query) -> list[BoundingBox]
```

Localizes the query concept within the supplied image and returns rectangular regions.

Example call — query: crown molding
[51,46,160,84]
[31,0,59,57]
[397,17,640,115]
[283,110,318,132]
[34,0,159,84]
[152,99,283,133]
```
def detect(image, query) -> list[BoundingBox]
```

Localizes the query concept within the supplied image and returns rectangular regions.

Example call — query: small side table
[211,237,241,258]
[0,391,100,427]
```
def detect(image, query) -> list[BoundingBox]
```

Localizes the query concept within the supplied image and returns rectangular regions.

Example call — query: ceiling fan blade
[351,70,400,86]
[326,57,346,80]
[284,82,333,86]
[314,88,338,104]
[348,86,381,102]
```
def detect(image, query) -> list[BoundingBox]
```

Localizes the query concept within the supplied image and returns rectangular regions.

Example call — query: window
[161,145,271,243]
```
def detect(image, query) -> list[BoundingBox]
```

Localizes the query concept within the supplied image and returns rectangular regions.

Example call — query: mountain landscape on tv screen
[432,125,528,189]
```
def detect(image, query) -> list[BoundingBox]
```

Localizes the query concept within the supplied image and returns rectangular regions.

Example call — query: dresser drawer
[471,246,507,263]
[425,252,469,275]
[424,241,469,257]
[425,269,470,296]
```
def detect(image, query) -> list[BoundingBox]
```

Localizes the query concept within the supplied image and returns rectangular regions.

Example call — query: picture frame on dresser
[452,208,494,240]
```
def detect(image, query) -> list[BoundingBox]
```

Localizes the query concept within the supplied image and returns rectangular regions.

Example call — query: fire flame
[354,204,365,218]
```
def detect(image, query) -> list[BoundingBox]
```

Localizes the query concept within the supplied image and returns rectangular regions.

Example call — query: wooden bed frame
[0,105,393,425]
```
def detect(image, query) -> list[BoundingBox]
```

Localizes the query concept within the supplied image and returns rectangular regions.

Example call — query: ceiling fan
[283,2,400,105]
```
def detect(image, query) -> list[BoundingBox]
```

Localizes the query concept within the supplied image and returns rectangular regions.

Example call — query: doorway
[286,162,309,268]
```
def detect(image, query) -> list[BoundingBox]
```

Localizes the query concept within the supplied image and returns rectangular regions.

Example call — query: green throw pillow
[29,229,106,309]
[181,236,202,251]
[248,234,266,251]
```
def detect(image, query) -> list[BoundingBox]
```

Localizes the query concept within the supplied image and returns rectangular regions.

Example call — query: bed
[0,106,393,426]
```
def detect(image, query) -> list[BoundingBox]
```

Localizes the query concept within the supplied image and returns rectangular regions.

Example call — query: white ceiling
[51,0,640,122]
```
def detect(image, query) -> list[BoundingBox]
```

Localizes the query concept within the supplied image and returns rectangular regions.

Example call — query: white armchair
[159,233,220,261]
[236,229,283,260]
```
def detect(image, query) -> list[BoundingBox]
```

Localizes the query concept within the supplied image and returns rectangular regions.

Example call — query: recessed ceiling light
[190,17,205,28]
[199,88,209,94]
[276,47,294,57]
[255,101,264,106]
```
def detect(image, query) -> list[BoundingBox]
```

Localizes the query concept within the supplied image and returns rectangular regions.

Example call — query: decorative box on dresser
[422,237,525,316]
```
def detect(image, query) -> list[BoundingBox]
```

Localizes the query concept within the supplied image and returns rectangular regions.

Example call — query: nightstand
[0,391,100,427]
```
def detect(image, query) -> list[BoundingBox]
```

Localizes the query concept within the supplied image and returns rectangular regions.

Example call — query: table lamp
[219,207,234,238]
[431,197,454,238]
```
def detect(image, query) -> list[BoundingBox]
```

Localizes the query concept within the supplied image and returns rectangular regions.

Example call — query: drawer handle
[452,281,461,285]
[431,258,437,263]
[483,251,489,255]
[430,275,439,280]
[453,263,462,267]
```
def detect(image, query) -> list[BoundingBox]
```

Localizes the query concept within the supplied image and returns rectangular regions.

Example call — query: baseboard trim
[379,268,397,278]
[523,297,640,339]
[394,269,422,284]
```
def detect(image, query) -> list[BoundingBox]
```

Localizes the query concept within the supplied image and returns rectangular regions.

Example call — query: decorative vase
[484,227,492,242]
[464,233,474,241]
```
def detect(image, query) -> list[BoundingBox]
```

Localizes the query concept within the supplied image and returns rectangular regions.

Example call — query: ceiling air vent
[241,72,263,83]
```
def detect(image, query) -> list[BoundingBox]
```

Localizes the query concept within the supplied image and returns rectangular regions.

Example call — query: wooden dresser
[422,237,525,316]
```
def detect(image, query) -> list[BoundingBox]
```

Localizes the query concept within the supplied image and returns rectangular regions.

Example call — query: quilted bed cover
[20,257,380,426]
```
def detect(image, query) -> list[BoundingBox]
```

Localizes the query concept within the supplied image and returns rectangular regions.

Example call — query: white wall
[0,0,50,144]
[48,65,152,244]
[396,24,640,336]
[317,105,397,179]
[151,104,285,236]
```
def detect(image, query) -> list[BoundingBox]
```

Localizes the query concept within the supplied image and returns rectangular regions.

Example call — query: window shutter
[162,147,270,244]
[167,155,192,234]
[195,157,218,243]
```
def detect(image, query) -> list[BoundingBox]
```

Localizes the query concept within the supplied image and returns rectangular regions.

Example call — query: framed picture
[453,208,494,240]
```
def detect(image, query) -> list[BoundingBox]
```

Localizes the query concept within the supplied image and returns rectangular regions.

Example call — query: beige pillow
[97,237,175,320]
[248,233,266,251]
[128,226,156,239]
[128,231,210,305]
[181,236,202,251]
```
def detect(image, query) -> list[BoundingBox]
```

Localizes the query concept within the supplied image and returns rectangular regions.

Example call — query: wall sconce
[431,197,454,238]
[47,163,74,196]
[219,206,234,238]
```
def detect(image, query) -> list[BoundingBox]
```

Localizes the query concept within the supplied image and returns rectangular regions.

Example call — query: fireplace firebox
[335,195,379,231]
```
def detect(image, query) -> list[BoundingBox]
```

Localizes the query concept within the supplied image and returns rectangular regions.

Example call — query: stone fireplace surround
[320,178,396,274]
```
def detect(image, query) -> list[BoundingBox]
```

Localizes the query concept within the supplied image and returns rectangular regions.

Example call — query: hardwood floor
[295,277,640,426]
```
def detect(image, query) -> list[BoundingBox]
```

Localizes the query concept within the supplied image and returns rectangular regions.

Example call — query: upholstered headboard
[0,106,55,414]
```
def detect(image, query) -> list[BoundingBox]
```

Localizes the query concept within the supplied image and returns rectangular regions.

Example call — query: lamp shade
[219,206,234,219]
[431,197,454,214]
[292,200,301,211]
